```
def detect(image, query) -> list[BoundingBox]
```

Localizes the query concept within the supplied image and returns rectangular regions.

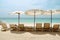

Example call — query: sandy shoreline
[0,22,60,40]
[7,22,60,25]
[0,31,60,40]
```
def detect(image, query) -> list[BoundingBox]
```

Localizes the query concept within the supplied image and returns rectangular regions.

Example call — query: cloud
[0,0,60,18]
[32,0,48,9]
[45,0,60,9]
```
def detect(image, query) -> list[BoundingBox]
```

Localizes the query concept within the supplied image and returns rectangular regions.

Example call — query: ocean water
[0,18,60,24]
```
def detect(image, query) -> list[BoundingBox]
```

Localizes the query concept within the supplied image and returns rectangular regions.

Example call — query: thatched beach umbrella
[25,9,44,30]
[43,10,60,27]
[55,10,60,13]
[11,11,24,25]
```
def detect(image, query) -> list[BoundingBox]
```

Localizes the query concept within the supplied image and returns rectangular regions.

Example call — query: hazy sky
[0,0,60,18]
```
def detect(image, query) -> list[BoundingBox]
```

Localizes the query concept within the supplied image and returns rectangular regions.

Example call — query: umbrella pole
[34,11,36,31]
[51,10,52,31]
[18,13,20,25]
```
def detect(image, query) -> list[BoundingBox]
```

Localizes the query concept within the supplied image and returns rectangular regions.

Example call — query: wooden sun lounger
[43,23,50,32]
[24,26,34,32]
[18,24,24,31]
[1,23,8,31]
[10,24,17,31]
[52,24,59,32]
[36,23,42,31]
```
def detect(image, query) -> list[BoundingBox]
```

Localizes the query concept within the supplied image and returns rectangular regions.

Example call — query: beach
[0,22,60,40]
[0,30,60,40]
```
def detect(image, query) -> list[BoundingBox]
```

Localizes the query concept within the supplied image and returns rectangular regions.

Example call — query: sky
[0,0,60,18]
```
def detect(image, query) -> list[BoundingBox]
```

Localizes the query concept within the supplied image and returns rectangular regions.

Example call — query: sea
[0,18,60,24]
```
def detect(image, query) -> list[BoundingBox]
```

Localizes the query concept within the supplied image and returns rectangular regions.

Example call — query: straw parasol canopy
[43,10,55,15]
[11,11,24,25]
[54,10,60,13]
[43,10,60,27]
[25,9,44,16]
[43,10,60,15]
[25,9,44,30]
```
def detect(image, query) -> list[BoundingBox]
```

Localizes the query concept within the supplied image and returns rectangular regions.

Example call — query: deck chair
[52,24,59,32]
[43,23,50,32]
[24,26,34,32]
[10,24,17,31]
[36,23,42,31]
[18,24,24,31]
[1,23,8,31]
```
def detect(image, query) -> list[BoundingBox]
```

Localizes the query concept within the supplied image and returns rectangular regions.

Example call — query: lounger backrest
[1,23,7,28]
[53,24,59,29]
[36,23,42,28]
[44,23,50,28]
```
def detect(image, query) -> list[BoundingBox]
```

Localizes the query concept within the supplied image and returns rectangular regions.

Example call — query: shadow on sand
[10,31,25,34]
[10,31,60,36]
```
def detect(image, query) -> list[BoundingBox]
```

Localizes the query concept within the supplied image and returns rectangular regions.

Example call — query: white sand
[0,31,60,40]
[0,23,60,40]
